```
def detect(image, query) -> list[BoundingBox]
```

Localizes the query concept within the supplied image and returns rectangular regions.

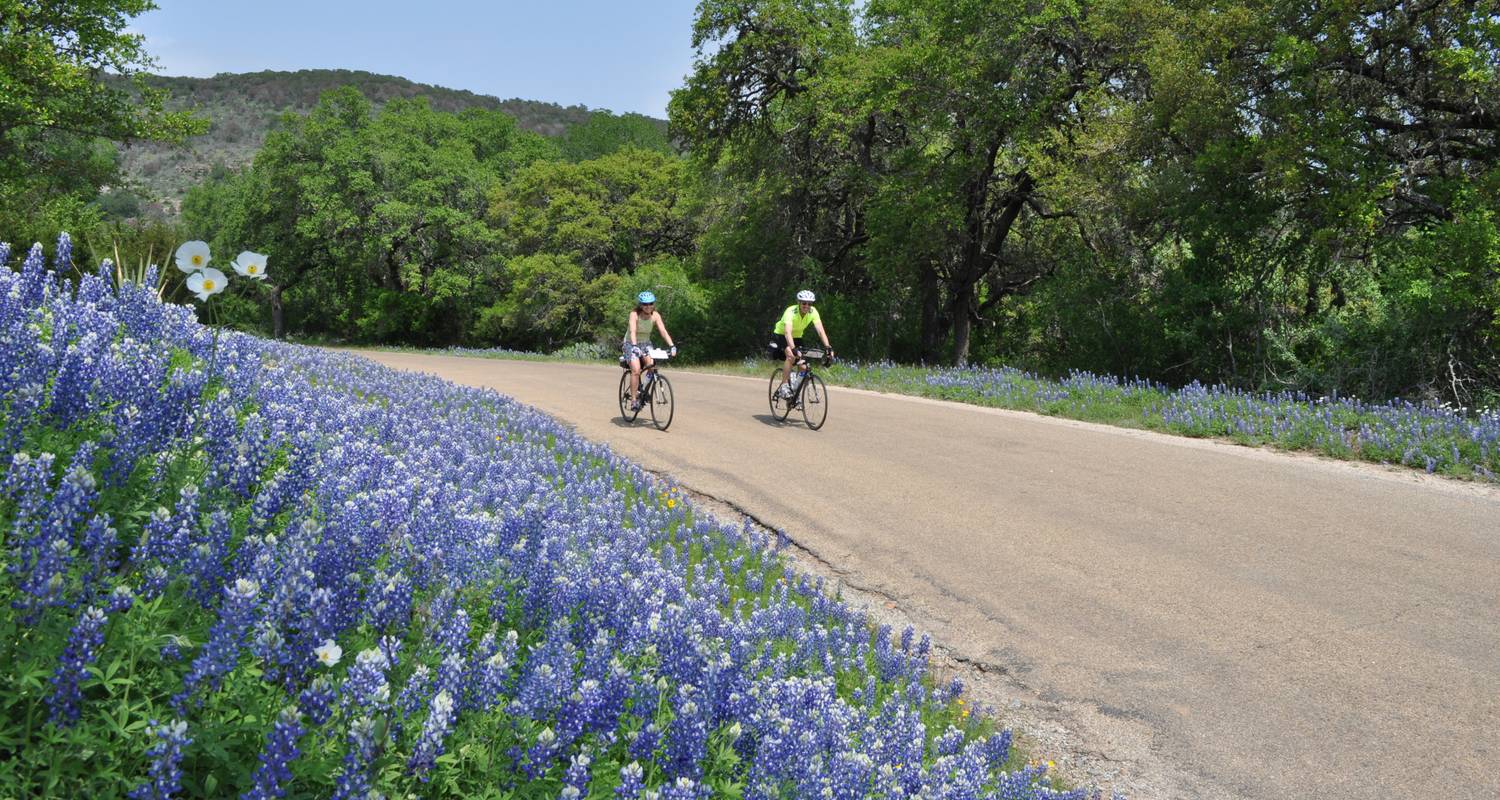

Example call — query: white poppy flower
[186,267,228,301]
[232,251,268,280]
[175,241,211,274]
[314,639,342,667]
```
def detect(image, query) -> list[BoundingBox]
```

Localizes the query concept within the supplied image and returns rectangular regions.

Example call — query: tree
[0,0,203,238]
[492,147,698,277]
[560,112,673,161]
[672,0,1116,364]
[183,87,565,342]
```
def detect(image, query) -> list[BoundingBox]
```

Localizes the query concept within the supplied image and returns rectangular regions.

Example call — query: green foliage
[493,147,697,278]
[663,0,1500,402]
[560,112,673,161]
[474,253,608,350]
[0,0,205,243]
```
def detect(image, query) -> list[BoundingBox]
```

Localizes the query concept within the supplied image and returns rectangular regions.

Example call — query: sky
[130,1,703,118]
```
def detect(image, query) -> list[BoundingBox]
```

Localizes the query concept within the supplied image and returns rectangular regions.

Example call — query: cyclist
[770,289,834,398]
[624,291,677,411]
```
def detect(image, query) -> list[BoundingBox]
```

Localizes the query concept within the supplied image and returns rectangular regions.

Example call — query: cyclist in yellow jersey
[769,289,834,398]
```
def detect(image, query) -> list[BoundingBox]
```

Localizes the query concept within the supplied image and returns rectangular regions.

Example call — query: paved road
[356,351,1500,800]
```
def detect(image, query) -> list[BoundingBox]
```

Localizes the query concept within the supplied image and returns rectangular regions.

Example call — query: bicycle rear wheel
[768,367,792,421]
[618,371,642,422]
[650,374,674,431]
[800,374,828,430]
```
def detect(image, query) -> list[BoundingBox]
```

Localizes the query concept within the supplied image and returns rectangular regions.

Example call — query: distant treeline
[98,70,669,215]
[6,2,1498,409]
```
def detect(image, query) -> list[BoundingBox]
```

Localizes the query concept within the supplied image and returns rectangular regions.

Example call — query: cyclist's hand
[669,345,678,357]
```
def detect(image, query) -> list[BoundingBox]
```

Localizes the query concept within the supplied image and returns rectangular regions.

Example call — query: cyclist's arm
[781,307,797,349]
[653,313,675,349]
[813,316,831,349]
[627,311,639,345]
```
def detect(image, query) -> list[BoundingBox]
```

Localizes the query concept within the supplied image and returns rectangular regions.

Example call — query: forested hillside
[105,70,667,215]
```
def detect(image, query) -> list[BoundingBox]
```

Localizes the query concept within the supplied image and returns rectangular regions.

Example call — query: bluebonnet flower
[664,684,709,779]
[563,751,592,792]
[407,689,457,779]
[520,725,559,779]
[47,605,108,725]
[628,722,661,765]
[299,676,337,726]
[79,514,120,596]
[128,719,190,800]
[342,646,393,711]
[660,777,710,800]
[186,511,234,606]
[474,628,519,710]
[331,715,382,800]
[614,762,646,800]
[140,564,171,601]
[174,578,259,709]
[397,663,433,720]
[108,583,136,613]
[242,706,304,800]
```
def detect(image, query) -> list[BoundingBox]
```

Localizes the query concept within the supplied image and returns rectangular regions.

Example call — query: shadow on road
[751,414,794,428]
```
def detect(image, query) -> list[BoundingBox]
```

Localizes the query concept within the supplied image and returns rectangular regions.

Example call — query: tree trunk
[951,283,975,366]
[271,284,286,339]
[919,263,941,362]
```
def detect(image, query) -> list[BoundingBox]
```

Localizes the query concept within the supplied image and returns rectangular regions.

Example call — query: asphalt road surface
[355,351,1500,800]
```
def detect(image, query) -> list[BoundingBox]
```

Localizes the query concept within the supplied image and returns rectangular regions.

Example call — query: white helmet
[796,289,816,303]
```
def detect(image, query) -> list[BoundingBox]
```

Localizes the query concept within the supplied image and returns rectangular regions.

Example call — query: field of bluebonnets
[1,236,1091,798]
[434,345,1500,482]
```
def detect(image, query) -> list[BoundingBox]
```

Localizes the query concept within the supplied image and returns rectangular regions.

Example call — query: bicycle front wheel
[800,374,828,430]
[768,367,792,421]
[619,371,641,422]
[649,374,674,430]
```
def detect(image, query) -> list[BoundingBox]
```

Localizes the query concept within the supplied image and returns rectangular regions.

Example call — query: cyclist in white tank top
[623,291,677,410]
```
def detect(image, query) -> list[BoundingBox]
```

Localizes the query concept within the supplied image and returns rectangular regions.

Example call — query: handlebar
[794,347,835,366]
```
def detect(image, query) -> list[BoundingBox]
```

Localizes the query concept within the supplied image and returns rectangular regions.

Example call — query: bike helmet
[637,291,657,304]
[796,289,816,303]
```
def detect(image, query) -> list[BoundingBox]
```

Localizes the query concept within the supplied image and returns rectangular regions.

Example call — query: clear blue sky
[131,1,702,118]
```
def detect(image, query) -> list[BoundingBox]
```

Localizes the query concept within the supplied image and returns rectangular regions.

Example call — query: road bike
[619,347,675,431]
[768,346,832,430]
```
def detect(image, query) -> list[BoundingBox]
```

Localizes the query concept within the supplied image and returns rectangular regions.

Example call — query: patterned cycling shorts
[621,341,652,362]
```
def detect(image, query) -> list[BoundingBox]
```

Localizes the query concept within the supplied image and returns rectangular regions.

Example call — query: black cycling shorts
[768,332,802,361]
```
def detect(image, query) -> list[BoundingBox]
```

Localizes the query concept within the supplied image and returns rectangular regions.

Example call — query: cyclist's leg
[624,337,642,405]
[782,336,798,394]
[639,356,655,406]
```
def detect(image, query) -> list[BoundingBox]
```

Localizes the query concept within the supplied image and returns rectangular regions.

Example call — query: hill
[110,69,663,215]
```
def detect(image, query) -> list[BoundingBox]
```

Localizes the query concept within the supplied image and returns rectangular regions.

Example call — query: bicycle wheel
[768,367,792,421]
[650,374,674,431]
[618,371,642,422]
[800,374,829,430]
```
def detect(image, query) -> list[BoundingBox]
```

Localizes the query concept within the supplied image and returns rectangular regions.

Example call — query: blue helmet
[637,291,657,305]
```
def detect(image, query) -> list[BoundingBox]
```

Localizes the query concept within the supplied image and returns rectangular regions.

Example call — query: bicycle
[618,347,675,431]
[768,346,832,430]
